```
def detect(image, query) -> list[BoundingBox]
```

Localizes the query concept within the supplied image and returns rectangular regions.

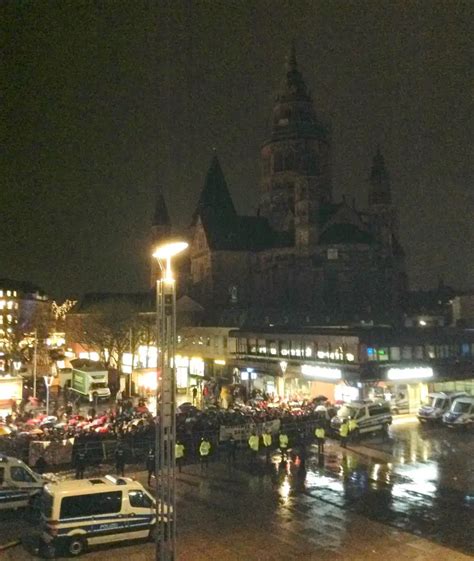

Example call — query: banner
[29,438,75,467]
[219,419,281,442]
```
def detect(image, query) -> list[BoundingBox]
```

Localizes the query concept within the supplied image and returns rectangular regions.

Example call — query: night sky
[2,1,472,300]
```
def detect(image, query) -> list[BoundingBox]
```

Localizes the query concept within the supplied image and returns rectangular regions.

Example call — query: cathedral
[151,47,407,326]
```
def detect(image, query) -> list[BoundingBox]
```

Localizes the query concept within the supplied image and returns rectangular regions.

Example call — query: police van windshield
[423,396,445,409]
[453,401,472,414]
[337,405,357,419]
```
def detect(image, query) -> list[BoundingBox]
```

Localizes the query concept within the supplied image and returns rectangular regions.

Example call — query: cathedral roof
[199,213,276,252]
[192,155,236,226]
[277,41,312,103]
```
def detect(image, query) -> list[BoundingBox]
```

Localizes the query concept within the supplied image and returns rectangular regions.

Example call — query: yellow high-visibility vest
[340,423,349,437]
[348,419,358,432]
[315,427,325,439]
[199,440,211,456]
[175,443,185,459]
[279,433,289,448]
[248,435,259,452]
[262,433,272,447]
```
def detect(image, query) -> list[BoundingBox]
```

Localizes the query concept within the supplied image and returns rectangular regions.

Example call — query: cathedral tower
[259,43,331,250]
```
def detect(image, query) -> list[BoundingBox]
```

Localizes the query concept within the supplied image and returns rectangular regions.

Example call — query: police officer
[348,417,358,442]
[75,447,87,480]
[262,430,272,463]
[115,442,126,476]
[279,430,289,461]
[199,436,211,471]
[146,448,155,486]
[248,432,259,465]
[175,441,185,473]
[340,419,349,448]
[315,424,325,456]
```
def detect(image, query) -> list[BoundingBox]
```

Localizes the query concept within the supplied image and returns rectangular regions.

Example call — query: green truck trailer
[71,360,111,402]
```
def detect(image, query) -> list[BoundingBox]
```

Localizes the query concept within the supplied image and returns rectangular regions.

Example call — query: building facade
[151,46,407,325]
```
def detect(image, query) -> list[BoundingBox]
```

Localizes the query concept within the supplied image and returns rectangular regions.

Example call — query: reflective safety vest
[348,419,358,432]
[340,423,349,437]
[279,433,289,448]
[175,443,185,459]
[199,440,211,456]
[262,433,272,447]
[248,435,259,452]
[315,427,325,439]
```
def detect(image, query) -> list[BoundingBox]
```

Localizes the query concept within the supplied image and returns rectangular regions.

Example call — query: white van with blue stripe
[0,454,45,510]
[40,475,168,556]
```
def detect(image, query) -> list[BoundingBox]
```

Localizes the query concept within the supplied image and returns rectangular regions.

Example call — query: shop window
[367,347,377,361]
[279,340,289,357]
[249,338,257,354]
[377,348,389,361]
[414,346,424,359]
[390,347,400,361]
[401,347,412,360]
[426,345,435,359]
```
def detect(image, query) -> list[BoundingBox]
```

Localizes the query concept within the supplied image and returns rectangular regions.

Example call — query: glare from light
[387,367,433,381]
[153,241,188,260]
[301,364,342,380]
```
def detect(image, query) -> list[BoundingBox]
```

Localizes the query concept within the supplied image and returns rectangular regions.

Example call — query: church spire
[153,187,171,228]
[277,40,311,102]
[369,147,391,206]
[192,154,236,224]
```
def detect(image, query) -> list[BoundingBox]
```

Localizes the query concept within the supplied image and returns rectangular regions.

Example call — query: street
[1,419,473,561]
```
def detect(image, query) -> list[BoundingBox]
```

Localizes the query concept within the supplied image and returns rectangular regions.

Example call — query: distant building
[151,46,407,326]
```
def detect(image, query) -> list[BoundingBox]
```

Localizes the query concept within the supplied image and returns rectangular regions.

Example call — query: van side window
[369,405,390,417]
[356,409,365,419]
[60,491,122,519]
[10,466,35,483]
[129,490,153,508]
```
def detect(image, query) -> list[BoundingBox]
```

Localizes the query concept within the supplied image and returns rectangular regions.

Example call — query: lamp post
[43,375,54,416]
[153,240,188,561]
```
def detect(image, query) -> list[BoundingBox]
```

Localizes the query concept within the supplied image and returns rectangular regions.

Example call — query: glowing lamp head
[153,241,188,261]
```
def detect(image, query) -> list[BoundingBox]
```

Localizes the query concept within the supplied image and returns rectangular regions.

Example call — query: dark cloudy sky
[1,1,472,299]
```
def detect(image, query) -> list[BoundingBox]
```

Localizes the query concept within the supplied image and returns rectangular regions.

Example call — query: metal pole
[129,327,133,397]
[33,329,38,398]
[46,383,50,416]
[155,274,177,561]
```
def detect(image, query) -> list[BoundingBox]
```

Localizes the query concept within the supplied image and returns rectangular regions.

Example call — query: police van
[0,454,45,510]
[331,400,392,436]
[442,395,474,430]
[40,475,168,556]
[417,391,467,423]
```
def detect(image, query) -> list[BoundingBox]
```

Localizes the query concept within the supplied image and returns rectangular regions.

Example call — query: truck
[70,359,111,402]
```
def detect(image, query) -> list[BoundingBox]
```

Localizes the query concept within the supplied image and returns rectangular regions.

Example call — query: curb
[0,539,21,551]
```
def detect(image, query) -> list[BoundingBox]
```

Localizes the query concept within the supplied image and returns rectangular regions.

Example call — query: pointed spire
[153,188,170,227]
[277,40,311,102]
[192,154,236,224]
[369,148,391,206]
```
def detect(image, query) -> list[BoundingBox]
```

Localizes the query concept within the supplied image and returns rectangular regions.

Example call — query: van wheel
[67,536,86,556]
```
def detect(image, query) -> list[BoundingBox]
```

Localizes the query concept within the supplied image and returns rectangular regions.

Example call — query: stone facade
[151,47,407,326]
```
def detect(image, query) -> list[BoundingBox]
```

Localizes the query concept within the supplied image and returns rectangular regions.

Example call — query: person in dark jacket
[35,455,47,475]
[115,442,126,476]
[146,448,155,486]
[75,447,87,479]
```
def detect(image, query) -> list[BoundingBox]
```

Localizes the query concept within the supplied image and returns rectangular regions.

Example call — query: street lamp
[153,240,188,561]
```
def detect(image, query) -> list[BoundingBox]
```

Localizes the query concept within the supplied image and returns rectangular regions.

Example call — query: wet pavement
[1,419,473,560]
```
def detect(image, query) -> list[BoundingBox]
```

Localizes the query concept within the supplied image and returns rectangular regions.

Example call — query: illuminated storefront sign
[301,364,342,380]
[387,367,433,381]
[189,357,204,376]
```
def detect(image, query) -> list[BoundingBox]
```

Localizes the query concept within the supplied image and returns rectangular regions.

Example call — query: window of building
[7,301,13,310]
[6,291,11,297]
[60,491,122,519]
[367,347,377,361]
[279,340,289,357]
[290,340,302,357]
[461,343,470,357]
[426,345,435,359]
[401,347,412,360]
[0,291,3,297]
[414,346,424,359]
[269,341,278,356]
[327,249,339,260]
[258,339,267,354]
[129,490,153,509]
[377,348,389,361]
[0,301,4,310]
[390,347,400,361]
[249,338,257,354]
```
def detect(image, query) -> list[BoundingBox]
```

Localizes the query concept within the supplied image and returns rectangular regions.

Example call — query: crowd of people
[0,392,349,477]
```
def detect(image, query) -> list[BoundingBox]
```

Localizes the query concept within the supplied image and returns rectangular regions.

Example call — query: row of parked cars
[417,391,474,429]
